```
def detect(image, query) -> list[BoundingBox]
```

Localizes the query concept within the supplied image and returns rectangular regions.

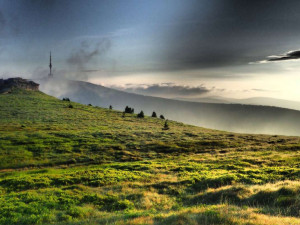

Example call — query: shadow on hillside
[184,185,300,217]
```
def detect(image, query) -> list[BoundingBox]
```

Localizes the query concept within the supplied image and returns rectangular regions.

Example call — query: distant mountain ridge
[36,78,300,136]
[176,96,300,111]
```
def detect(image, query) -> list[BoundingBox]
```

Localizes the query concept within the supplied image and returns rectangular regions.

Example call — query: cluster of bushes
[63,100,165,120]
[151,111,165,120]
[62,97,73,108]
[122,106,165,120]
[120,106,169,129]
[124,106,134,114]
[62,98,70,101]
[150,111,165,119]
[61,100,167,128]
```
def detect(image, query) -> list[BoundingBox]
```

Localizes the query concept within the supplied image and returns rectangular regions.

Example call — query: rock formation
[0,77,39,93]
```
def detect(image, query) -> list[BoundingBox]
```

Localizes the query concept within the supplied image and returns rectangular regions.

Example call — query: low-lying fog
[36,78,300,136]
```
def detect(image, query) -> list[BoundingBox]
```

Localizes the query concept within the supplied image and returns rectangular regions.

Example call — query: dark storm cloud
[8,14,20,36]
[0,11,6,54]
[66,39,111,80]
[0,9,21,37]
[267,50,300,62]
[253,50,300,64]
[4,0,300,78]
[114,83,210,97]
[0,10,20,54]
[156,51,252,72]
[151,0,300,72]
[0,11,6,34]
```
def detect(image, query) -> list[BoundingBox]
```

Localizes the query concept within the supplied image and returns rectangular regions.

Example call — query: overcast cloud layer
[0,0,299,101]
[1,1,300,75]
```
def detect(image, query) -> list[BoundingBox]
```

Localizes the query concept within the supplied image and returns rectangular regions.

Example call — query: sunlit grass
[0,89,299,224]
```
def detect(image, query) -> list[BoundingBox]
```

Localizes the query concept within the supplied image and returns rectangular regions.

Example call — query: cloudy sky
[0,0,300,101]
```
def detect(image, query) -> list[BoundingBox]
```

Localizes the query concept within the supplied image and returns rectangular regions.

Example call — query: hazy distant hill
[177,96,300,111]
[37,78,300,136]
[234,97,300,111]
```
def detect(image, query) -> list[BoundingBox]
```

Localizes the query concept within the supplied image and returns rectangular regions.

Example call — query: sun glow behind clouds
[88,64,300,102]
[0,0,299,103]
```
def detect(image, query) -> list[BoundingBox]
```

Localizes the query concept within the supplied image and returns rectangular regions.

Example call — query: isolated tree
[160,115,165,119]
[88,103,92,106]
[125,106,129,113]
[162,120,169,130]
[152,111,157,118]
[137,111,144,118]
[109,105,113,110]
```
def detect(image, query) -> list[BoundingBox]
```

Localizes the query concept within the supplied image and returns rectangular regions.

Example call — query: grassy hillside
[37,78,300,136]
[0,89,300,225]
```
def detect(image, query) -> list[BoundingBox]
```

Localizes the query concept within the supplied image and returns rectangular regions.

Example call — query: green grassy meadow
[0,89,299,224]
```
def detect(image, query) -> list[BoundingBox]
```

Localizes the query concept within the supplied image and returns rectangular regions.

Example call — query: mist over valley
[37,78,300,136]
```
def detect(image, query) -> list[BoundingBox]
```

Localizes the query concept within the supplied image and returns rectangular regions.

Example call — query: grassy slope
[0,89,300,225]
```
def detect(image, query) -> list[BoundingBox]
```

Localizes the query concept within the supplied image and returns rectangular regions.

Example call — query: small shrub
[137,111,144,118]
[160,115,165,119]
[162,120,169,130]
[68,104,73,108]
[152,111,157,118]
[62,98,70,101]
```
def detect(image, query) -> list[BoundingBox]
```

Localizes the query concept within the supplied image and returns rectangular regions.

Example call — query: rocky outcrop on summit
[0,77,39,93]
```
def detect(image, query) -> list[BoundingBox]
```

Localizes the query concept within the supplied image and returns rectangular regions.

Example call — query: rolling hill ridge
[37,78,300,136]
[177,96,300,111]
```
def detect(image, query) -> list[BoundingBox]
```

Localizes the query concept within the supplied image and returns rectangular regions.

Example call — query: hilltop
[0,77,39,93]
[36,78,300,136]
[0,87,299,224]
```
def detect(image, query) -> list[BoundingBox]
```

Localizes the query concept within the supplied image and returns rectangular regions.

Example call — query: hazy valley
[37,78,300,136]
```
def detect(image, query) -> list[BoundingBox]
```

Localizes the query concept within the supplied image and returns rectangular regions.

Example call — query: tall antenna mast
[48,51,53,77]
